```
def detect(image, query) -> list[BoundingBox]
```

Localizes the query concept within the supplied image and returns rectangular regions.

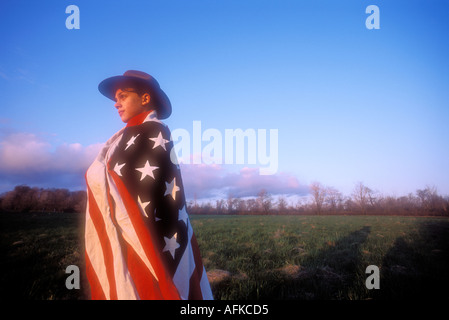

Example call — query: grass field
[1,212,448,300]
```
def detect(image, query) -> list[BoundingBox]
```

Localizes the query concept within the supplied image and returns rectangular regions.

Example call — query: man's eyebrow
[115,92,127,100]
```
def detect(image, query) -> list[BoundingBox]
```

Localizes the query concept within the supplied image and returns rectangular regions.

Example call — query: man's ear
[142,93,151,106]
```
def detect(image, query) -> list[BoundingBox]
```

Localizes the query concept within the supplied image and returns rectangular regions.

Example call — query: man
[84,70,213,300]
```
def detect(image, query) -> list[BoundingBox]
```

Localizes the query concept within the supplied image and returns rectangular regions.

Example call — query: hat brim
[98,75,172,119]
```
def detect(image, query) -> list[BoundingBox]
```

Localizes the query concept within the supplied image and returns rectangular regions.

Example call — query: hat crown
[123,70,160,88]
[124,70,150,79]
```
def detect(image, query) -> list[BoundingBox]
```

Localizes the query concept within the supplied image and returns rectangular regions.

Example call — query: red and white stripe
[84,125,212,300]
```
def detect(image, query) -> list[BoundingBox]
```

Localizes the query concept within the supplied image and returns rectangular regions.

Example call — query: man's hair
[118,80,151,97]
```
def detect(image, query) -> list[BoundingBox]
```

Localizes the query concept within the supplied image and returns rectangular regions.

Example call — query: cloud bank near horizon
[0,131,308,199]
[179,164,308,200]
[0,131,103,191]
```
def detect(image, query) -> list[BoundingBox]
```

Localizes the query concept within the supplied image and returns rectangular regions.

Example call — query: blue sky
[1,0,448,201]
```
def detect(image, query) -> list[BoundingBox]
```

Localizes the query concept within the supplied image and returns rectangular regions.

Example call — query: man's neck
[126,110,154,127]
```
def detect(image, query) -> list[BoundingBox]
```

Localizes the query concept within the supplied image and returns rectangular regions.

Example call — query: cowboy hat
[98,70,172,119]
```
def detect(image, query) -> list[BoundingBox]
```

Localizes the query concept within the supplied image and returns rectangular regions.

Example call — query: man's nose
[114,101,121,109]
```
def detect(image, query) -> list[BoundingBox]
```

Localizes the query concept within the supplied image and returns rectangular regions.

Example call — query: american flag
[84,110,213,300]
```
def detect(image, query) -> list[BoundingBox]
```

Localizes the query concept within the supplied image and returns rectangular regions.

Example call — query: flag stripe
[85,111,212,300]
[188,234,205,300]
[85,212,110,299]
[109,168,180,299]
[105,168,158,280]
[172,222,195,299]
[86,183,117,300]
[89,171,140,299]
[200,266,213,299]
[124,241,163,299]
[85,250,106,300]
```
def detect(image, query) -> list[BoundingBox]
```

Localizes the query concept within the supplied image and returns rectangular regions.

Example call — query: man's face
[114,88,150,123]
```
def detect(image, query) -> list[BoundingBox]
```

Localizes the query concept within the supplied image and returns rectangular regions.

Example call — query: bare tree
[235,198,247,214]
[277,196,288,214]
[326,186,343,214]
[215,199,225,214]
[245,198,257,213]
[226,193,235,214]
[351,182,373,215]
[417,186,437,212]
[257,189,272,214]
[0,185,87,213]
[71,190,87,213]
[310,181,326,215]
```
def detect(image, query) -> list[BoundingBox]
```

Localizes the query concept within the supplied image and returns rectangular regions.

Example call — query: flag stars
[163,233,180,259]
[164,177,180,201]
[125,134,140,150]
[135,161,159,181]
[137,195,150,218]
[178,205,188,225]
[149,132,169,151]
[113,162,126,176]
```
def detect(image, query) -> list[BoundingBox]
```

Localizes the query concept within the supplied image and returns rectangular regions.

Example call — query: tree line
[0,185,86,213]
[188,182,449,216]
[1,182,448,216]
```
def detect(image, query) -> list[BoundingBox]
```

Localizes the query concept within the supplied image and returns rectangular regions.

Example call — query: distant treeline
[1,183,448,216]
[0,185,86,213]
[188,183,449,216]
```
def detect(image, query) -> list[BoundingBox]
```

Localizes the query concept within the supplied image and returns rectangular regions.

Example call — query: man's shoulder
[125,116,171,139]
[142,117,171,135]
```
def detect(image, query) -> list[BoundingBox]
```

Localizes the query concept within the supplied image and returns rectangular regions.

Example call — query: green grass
[192,215,449,300]
[0,212,89,300]
[1,212,448,300]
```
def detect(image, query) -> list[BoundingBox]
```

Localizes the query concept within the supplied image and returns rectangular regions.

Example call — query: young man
[84,70,213,300]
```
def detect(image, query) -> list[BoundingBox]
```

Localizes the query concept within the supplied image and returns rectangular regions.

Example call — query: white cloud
[0,132,102,173]
[0,131,102,192]
[180,164,308,200]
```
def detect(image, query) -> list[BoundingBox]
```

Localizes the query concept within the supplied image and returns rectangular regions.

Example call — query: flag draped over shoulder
[84,110,213,300]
